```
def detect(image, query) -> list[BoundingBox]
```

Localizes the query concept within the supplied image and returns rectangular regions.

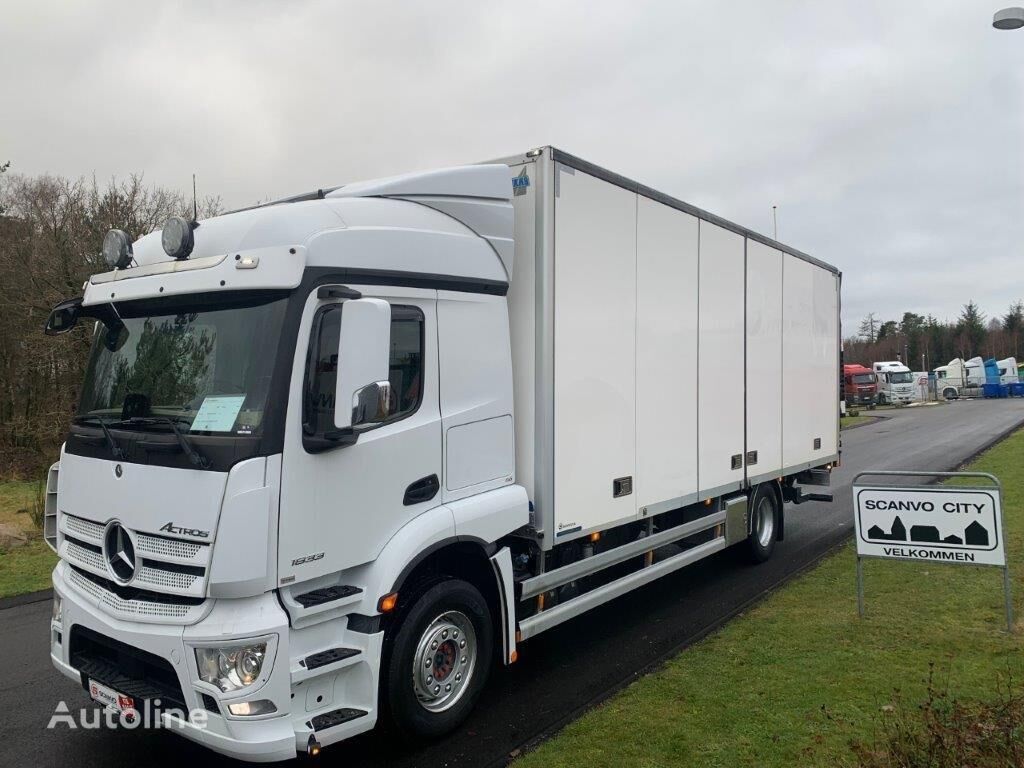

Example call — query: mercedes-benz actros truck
[42,147,840,761]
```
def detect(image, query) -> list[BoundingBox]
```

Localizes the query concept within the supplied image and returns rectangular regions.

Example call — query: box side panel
[506,160,538,500]
[745,239,784,481]
[782,255,817,467]
[697,221,745,496]
[814,268,841,457]
[636,197,699,512]
[553,167,638,538]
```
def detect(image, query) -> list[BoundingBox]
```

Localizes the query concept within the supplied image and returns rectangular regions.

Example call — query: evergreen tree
[957,301,986,358]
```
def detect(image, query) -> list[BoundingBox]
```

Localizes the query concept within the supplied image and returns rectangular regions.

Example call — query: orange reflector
[510,649,519,663]
[704,498,712,506]
[589,531,601,543]
[378,592,399,613]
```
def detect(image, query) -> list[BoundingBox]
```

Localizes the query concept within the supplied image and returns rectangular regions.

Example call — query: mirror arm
[303,427,359,454]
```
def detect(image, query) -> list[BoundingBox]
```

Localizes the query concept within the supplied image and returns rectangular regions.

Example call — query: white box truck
[42,147,840,761]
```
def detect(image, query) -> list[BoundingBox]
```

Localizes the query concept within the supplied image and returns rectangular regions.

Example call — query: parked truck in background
[843,364,877,408]
[872,361,915,405]
[42,146,840,761]
[997,357,1019,385]
[935,356,985,399]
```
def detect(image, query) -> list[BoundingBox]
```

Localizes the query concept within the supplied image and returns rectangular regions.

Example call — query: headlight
[51,595,62,623]
[195,641,267,692]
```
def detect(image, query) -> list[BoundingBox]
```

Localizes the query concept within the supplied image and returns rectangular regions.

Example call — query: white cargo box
[499,147,840,549]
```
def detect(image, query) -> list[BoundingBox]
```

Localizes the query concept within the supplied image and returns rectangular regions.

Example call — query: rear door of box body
[552,167,637,539]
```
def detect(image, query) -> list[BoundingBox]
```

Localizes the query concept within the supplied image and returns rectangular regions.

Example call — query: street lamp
[993,7,1024,29]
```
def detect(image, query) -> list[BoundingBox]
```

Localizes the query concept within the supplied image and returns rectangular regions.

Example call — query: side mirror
[352,381,394,427]
[335,298,391,430]
[45,297,83,335]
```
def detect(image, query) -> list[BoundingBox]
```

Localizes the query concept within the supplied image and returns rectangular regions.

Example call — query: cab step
[294,585,362,608]
[309,707,368,732]
[302,647,360,671]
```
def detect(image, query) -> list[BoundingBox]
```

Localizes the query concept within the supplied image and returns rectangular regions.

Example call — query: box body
[499,148,840,548]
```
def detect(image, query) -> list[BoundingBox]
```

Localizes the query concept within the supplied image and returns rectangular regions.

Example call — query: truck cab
[842,364,877,408]
[935,356,985,399]
[872,361,914,405]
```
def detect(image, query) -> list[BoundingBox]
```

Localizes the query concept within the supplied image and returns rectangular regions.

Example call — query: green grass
[841,414,875,429]
[0,480,57,598]
[517,430,1024,768]
[0,538,56,598]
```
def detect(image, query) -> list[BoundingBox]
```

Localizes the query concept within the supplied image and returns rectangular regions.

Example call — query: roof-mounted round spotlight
[161,216,196,260]
[102,229,133,270]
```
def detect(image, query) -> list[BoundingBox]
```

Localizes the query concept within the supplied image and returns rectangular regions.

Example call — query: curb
[0,587,53,611]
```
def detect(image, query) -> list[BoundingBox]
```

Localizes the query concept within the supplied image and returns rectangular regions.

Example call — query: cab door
[277,285,442,583]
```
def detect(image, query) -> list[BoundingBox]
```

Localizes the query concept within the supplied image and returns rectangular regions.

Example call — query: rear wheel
[383,579,493,739]
[746,485,780,563]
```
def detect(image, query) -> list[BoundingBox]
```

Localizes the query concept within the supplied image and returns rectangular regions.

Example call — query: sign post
[853,470,1012,633]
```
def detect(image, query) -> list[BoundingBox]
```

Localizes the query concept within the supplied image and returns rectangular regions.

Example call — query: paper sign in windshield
[191,395,245,432]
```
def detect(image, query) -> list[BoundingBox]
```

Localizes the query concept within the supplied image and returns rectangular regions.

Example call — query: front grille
[60,513,210,600]
[64,515,104,542]
[135,533,204,561]
[69,625,186,710]
[68,566,202,620]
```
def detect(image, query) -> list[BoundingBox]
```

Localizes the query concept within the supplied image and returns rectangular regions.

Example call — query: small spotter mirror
[44,297,83,335]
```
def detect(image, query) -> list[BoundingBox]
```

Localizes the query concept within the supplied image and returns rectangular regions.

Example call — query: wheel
[382,579,493,739]
[877,393,886,406]
[943,387,958,400]
[746,485,780,563]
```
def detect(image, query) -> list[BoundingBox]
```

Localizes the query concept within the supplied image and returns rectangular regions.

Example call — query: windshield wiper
[126,416,210,469]
[76,416,126,460]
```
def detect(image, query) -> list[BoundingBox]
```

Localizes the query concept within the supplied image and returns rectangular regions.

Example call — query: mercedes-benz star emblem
[103,522,136,584]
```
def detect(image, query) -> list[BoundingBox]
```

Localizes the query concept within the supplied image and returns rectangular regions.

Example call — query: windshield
[889,371,913,383]
[852,373,875,384]
[76,292,288,435]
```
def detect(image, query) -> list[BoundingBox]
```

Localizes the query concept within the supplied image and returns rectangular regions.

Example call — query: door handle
[403,474,440,506]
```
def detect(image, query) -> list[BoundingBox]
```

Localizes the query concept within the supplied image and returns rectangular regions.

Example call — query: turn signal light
[589,532,601,543]
[378,592,399,613]
[510,650,519,663]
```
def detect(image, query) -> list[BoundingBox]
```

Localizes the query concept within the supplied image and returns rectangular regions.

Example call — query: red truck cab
[843,364,877,408]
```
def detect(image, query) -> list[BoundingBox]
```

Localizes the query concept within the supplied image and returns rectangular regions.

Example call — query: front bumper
[50,563,297,762]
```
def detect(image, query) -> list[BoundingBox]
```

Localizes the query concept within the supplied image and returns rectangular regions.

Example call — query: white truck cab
[934,356,985,399]
[43,148,839,761]
[872,361,915,405]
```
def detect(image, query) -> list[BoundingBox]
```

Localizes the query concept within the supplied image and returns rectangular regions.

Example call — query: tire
[943,387,958,400]
[382,579,493,739]
[746,485,780,564]
[877,393,886,406]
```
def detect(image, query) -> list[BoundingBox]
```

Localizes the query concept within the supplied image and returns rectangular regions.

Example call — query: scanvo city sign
[853,485,1005,567]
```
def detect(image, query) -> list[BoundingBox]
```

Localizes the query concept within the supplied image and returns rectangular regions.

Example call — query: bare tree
[0,172,219,476]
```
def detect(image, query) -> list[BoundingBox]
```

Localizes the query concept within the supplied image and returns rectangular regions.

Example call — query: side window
[303,303,424,435]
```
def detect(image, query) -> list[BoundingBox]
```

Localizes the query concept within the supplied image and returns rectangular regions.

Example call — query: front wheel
[746,485,780,563]
[383,579,493,739]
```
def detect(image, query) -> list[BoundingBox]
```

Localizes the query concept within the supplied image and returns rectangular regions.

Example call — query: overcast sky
[2,1,1021,331]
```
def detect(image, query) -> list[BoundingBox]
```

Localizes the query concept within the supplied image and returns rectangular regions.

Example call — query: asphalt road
[2,399,1023,767]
